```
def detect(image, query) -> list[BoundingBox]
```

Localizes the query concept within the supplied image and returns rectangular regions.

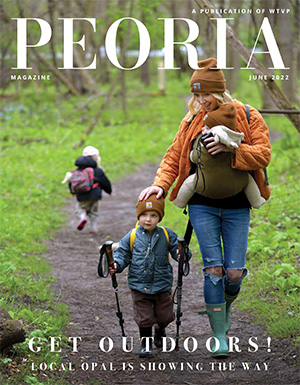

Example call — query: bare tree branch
[72,48,100,94]
[74,71,122,148]
[32,50,81,96]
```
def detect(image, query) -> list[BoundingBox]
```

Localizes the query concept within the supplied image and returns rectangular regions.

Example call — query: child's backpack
[71,167,94,193]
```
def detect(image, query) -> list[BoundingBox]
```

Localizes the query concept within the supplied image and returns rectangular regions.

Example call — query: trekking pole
[98,240,126,338]
[106,241,126,338]
[175,236,190,351]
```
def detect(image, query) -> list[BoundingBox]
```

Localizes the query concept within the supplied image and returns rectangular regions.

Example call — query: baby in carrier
[172,103,266,209]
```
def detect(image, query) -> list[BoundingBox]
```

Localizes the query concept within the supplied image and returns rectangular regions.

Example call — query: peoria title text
[12,17,288,70]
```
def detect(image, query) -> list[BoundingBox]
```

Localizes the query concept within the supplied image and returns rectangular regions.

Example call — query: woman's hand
[139,186,164,200]
[204,136,235,156]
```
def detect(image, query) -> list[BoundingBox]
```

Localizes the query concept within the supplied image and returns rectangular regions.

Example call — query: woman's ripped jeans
[188,205,250,304]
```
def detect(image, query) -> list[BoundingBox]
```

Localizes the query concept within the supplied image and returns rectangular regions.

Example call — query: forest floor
[43,160,299,385]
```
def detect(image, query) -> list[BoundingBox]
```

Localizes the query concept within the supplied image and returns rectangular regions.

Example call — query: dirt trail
[45,163,298,385]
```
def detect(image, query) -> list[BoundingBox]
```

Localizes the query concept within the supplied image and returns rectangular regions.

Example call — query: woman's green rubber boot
[224,292,239,334]
[206,303,229,358]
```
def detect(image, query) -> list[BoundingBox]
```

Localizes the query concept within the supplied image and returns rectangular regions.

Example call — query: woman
[139,58,271,357]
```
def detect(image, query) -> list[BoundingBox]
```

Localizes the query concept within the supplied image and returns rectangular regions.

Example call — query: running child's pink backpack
[71,167,94,193]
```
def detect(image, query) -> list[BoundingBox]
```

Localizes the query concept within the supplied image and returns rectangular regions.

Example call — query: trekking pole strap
[178,237,190,277]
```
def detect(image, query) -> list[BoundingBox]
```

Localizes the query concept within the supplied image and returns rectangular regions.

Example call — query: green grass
[239,130,300,343]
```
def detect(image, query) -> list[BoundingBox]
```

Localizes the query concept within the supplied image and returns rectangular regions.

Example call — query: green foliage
[236,126,300,340]
[25,376,44,385]
[225,69,299,343]
[0,358,12,364]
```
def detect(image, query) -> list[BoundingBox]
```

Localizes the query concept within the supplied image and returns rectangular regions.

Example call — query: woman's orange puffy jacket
[153,100,271,202]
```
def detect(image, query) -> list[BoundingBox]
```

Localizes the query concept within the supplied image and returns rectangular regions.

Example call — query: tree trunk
[97,0,113,84]
[47,0,57,68]
[118,0,135,114]
[170,0,189,74]
[0,307,26,352]
[295,1,300,78]
[118,0,127,113]
[225,0,240,93]
[32,50,81,96]
[261,0,276,109]
[277,0,298,104]
[202,18,215,59]
[72,0,97,93]
[226,45,240,94]
[140,11,150,86]
[72,49,100,93]
[75,72,122,148]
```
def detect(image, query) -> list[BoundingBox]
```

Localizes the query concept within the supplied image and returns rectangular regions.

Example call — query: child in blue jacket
[110,194,191,357]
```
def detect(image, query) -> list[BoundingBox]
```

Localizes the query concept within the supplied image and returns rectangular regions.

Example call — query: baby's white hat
[82,146,99,157]
[82,146,101,164]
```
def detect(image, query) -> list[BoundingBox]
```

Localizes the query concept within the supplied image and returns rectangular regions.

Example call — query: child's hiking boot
[90,219,98,234]
[77,212,87,231]
[154,324,166,348]
[139,327,152,358]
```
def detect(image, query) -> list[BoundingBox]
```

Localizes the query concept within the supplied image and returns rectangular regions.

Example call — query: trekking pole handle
[177,237,186,275]
[104,241,114,268]
[177,237,185,262]
[177,237,190,277]
[177,237,185,251]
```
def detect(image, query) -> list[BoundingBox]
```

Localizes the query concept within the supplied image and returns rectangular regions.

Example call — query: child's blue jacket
[113,225,183,294]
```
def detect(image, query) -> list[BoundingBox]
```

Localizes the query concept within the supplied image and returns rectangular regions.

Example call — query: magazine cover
[1,0,299,384]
